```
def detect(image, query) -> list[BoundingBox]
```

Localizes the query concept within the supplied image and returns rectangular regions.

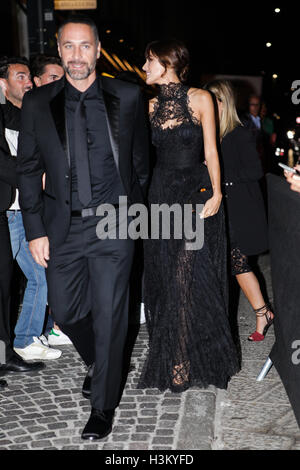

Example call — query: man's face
[58,23,100,81]
[2,64,32,106]
[249,97,261,117]
[34,63,64,87]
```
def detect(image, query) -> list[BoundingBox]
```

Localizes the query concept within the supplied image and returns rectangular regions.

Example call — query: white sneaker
[38,334,49,347]
[48,328,72,346]
[14,336,62,360]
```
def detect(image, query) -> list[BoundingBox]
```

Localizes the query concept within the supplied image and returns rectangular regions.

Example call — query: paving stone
[0,440,13,446]
[152,436,174,445]
[47,422,68,430]
[111,434,130,442]
[30,440,53,448]
[160,413,179,420]
[156,429,174,436]
[131,433,151,441]
[8,444,30,450]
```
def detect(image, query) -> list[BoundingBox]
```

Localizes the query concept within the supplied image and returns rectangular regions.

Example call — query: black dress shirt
[65,78,125,210]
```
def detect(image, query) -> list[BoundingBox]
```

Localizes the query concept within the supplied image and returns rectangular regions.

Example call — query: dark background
[0,1,299,141]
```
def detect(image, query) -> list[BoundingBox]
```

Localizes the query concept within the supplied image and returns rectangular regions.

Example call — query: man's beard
[64,58,96,80]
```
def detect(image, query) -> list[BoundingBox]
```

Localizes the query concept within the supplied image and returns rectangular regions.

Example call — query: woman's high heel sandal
[248,303,274,342]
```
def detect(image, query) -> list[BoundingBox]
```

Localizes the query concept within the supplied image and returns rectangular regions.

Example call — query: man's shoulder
[100,75,140,97]
[24,76,65,105]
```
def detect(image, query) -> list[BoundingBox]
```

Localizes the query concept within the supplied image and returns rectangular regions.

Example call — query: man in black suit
[0,58,45,388]
[17,16,149,439]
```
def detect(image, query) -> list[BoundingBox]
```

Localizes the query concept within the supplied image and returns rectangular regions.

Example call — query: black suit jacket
[220,125,268,256]
[17,76,150,246]
[0,103,18,211]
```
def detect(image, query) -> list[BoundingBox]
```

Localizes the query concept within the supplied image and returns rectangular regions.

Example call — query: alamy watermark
[0,340,5,365]
[291,340,300,365]
[95,196,206,251]
[291,80,300,105]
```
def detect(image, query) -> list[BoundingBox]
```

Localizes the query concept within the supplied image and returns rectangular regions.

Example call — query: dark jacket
[220,125,268,256]
[0,102,18,211]
[17,76,150,246]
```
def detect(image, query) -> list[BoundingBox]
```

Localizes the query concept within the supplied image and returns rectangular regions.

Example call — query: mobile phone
[278,162,300,175]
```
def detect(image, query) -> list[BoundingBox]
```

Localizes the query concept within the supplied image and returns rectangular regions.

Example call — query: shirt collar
[65,77,100,101]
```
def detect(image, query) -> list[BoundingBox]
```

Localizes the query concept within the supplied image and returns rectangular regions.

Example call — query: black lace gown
[138,83,240,392]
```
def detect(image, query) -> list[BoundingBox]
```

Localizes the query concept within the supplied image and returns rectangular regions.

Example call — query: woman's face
[142,52,165,85]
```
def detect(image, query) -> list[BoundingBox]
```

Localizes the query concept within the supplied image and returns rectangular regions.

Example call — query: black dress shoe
[0,379,8,391]
[82,363,94,399]
[0,352,45,373]
[81,408,114,440]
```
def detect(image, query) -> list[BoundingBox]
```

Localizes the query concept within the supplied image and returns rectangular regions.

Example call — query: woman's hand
[199,192,222,218]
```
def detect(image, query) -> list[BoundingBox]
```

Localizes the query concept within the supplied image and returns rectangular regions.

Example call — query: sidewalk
[0,254,299,450]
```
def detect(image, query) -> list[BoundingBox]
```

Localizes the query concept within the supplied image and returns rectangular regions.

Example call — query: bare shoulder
[188,88,213,108]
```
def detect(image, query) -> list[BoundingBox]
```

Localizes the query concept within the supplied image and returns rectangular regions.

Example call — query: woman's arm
[190,89,222,218]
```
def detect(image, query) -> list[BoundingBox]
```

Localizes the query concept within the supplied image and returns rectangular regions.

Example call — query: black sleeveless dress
[138,83,240,392]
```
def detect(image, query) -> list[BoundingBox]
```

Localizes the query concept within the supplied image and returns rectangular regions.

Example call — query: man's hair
[57,14,99,44]
[0,56,30,79]
[31,54,62,78]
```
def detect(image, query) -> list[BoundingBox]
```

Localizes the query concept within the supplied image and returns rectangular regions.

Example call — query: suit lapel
[49,77,121,170]
[100,80,120,172]
[49,84,70,166]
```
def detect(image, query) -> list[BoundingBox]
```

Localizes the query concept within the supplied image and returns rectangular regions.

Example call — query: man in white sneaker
[0,56,62,360]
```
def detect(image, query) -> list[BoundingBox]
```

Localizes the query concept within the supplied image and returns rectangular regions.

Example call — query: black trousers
[46,214,134,410]
[0,211,13,361]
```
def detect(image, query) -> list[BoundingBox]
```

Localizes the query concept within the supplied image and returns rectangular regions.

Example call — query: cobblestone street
[0,254,299,450]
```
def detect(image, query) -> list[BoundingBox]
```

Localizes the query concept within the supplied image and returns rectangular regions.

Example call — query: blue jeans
[7,211,47,348]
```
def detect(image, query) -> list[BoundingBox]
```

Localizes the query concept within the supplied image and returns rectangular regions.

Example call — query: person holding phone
[284,164,300,192]
[206,80,273,342]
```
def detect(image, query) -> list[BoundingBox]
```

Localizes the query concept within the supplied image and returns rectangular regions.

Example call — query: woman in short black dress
[207,80,274,341]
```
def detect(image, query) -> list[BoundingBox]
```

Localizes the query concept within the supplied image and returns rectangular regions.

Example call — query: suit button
[65,200,69,205]
[65,175,69,179]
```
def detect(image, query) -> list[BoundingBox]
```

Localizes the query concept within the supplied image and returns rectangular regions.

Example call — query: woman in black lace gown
[138,39,240,392]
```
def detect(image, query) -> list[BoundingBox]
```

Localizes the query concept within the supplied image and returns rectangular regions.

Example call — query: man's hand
[29,237,50,268]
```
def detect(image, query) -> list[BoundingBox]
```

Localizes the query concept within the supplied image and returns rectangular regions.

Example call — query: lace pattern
[150,82,201,130]
[231,247,252,276]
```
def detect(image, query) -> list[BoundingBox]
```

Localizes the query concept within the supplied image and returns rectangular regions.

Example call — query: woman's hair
[145,39,189,82]
[206,80,242,139]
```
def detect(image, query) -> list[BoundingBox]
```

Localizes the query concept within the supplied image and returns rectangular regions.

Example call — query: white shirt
[5,127,20,210]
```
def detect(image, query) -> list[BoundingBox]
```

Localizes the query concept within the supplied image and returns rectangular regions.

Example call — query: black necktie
[74,94,92,206]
